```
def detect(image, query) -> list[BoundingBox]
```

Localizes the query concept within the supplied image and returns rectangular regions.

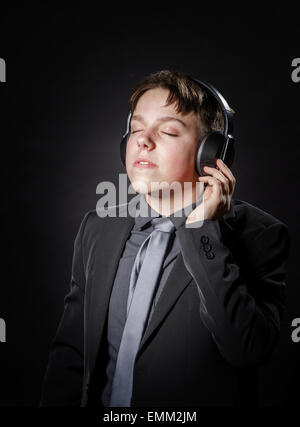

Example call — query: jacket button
[206,251,215,259]
[202,243,212,252]
[201,235,209,244]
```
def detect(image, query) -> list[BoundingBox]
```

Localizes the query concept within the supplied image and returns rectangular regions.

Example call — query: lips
[134,158,157,168]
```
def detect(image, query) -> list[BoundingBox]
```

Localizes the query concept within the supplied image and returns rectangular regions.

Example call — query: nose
[136,131,155,151]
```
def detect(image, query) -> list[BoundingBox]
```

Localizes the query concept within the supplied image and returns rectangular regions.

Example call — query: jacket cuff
[178,218,223,260]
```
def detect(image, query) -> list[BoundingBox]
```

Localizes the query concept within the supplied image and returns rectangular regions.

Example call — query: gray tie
[109,216,175,407]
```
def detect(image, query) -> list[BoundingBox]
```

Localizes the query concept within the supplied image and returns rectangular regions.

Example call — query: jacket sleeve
[176,218,290,369]
[39,211,90,406]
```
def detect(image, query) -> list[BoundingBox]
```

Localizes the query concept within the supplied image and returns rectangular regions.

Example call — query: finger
[203,165,230,193]
[216,159,236,192]
[214,160,235,195]
[203,165,228,184]
[199,175,222,198]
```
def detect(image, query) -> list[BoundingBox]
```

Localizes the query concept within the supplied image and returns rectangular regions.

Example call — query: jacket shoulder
[228,198,290,260]
[231,198,288,231]
[223,199,290,277]
[79,209,104,246]
[79,202,133,245]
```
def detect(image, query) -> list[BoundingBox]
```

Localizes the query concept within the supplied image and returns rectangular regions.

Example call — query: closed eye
[162,132,178,136]
[130,130,178,136]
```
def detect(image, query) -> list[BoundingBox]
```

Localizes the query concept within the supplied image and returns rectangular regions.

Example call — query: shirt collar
[134,193,199,231]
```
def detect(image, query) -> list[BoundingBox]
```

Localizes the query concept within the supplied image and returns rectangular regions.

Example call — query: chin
[129,177,171,196]
[129,178,151,194]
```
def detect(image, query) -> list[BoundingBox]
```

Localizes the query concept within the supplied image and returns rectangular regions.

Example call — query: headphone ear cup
[120,134,128,167]
[195,131,227,176]
[120,112,132,168]
[222,136,235,169]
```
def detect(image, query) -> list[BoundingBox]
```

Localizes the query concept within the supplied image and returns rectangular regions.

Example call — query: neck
[144,182,203,216]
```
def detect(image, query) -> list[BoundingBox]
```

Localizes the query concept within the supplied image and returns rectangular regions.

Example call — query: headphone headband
[122,77,234,140]
[187,77,234,137]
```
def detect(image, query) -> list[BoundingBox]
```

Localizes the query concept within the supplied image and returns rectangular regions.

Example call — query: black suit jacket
[40,198,290,407]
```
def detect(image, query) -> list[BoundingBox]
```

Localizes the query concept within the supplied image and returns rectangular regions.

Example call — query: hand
[186,158,236,224]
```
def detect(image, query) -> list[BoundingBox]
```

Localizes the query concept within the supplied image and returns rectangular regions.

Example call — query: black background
[0,5,299,407]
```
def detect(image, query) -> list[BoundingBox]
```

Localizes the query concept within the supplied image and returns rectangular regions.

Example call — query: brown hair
[129,70,232,137]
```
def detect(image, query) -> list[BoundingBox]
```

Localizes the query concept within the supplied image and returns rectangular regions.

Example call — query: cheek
[161,145,195,177]
[125,139,137,174]
[125,139,134,161]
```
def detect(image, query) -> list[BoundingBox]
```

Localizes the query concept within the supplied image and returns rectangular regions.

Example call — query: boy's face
[126,87,203,196]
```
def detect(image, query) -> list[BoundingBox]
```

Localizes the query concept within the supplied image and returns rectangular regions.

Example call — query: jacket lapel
[137,249,193,359]
[86,211,135,378]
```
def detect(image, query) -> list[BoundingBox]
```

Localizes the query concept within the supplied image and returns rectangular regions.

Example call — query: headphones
[120,76,235,176]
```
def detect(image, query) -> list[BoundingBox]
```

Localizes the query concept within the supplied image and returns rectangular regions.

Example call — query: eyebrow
[131,114,187,128]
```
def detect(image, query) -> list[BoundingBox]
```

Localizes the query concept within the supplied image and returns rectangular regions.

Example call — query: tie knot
[151,217,175,233]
